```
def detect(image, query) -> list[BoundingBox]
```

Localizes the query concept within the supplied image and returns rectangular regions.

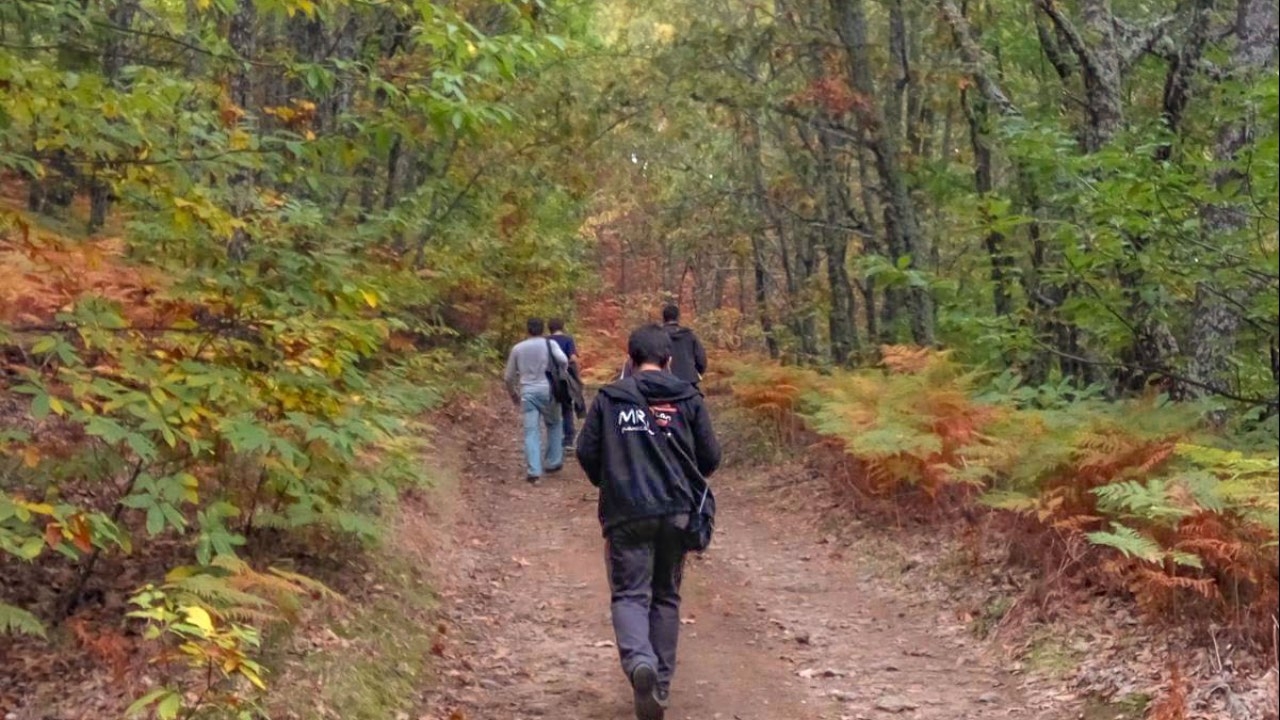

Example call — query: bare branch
[1114,15,1178,68]
[938,0,1020,116]
[1035,13,1075,81]
[1035,0,1101,80]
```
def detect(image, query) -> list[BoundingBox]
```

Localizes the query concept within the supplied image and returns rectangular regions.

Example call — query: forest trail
[416,393,1071,720]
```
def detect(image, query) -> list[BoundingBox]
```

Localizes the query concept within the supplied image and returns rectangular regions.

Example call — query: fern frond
[0,602,46,639]
[980,490,1038,512]
[1136,569,1219,599]
[1088,524,1164,563]
[169,574,273,609]
[267,567,341,601]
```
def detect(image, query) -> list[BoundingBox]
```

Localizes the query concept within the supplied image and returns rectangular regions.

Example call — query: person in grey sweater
[504,318,570,483]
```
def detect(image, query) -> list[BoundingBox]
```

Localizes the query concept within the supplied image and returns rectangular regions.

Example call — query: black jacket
[664,323,707,386]
[576,371,722,534]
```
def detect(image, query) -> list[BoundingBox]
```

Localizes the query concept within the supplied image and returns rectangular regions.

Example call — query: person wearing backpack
[575,324,722,720]
[547,317,586,450]
[504,317,570,484]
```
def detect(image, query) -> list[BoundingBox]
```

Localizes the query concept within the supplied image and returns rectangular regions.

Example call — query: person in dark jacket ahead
[661,304,706,387]
[576,324,722,720]
[619,304,709,386]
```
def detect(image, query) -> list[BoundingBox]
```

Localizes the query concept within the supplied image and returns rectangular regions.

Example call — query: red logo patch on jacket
[650,403,678,429]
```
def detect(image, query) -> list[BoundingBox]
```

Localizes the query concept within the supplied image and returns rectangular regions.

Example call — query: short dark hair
[628,324,672,368]
[548,317,565,333]
[661,304,680,323]
[526,317,545,336]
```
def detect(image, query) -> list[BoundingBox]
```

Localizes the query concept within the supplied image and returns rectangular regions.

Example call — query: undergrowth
[729,347,1280,645]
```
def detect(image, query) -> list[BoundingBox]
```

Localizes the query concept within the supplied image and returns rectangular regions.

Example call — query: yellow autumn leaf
[184,606,215,634]
[19,501,55,515]
[360,289,379,308]
[240,665,267,690]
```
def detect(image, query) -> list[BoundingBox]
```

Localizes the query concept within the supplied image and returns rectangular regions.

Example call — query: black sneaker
[656,686,670,709]
[526,475,541,485]
[630,664,663,720]
[544,464,564,474]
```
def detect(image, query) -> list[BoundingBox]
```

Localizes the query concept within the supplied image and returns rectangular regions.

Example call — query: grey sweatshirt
[504,336,569,394]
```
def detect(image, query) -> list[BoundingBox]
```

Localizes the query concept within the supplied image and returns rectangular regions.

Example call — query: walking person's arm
[503,347,520,405]
[551,342,569,367]
[566,336,580,366]
[693,334,708,377]
[575,396,605,487]
[689,396,721,478]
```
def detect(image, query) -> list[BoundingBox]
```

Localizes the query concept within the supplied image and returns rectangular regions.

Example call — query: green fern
[1173,444,1280,535]
[1087,523,1165,562]
[165,572,273,610]
[0,602,47,639]
[1093,479,1193,526]
[1087,523,1205,569]
[980,489,1039,512]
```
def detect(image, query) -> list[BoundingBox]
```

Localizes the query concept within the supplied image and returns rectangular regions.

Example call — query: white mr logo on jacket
[617,408,655,435]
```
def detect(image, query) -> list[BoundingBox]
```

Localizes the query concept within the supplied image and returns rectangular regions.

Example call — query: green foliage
[1087,523,1202,569]
[579,0,1278,419]
[0,601,47,639]
[0,0,596,712]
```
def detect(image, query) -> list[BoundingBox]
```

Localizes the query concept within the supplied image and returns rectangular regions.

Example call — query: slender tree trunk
[226,0,256,262]
[831,0,935,346]
[816,130,860,365]
[963,94,1012,317]
[854,140,883,343]
[89,0,140,233]
[745,115,781,359]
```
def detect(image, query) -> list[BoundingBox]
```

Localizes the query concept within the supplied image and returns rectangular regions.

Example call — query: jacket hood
[602,370,700,403]
[664,323,693,339]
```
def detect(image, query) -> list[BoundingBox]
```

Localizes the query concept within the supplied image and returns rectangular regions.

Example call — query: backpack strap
[610,377,705,507]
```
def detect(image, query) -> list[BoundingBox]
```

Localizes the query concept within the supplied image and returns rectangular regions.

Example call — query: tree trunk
[745,115,781,359]
[226,0,256,262]
[964,91,1012,317]
[831,0,935,346]
[854,140,883,343]
[1185,0,1279,401]
[89,0,140,233]
[815,125,860,365]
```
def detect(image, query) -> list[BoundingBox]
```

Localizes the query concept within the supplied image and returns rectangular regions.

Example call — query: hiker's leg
[542,395,564,469]
[521,392,543,477]
[650,515,688,691]
[606,520,660,677]
[561,400,576,447]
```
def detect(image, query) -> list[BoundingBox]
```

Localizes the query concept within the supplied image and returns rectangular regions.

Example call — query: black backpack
[544,339,573,405]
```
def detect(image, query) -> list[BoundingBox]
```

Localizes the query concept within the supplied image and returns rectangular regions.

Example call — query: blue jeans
[521,387,563,477]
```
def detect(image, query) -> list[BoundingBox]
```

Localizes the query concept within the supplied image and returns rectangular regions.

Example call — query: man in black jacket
[661,304,707,388]
[576,325,721,720]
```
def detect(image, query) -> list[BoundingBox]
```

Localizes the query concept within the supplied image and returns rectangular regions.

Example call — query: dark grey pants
[605,515,689,690]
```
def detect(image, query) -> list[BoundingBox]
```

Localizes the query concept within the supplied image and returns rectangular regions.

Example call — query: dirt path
[418,400,1072,720]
